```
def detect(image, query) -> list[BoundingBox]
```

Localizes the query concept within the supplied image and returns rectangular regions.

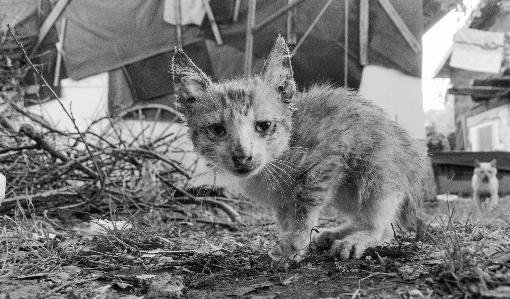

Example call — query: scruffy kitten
[172,37,427,261]
[472,159,499,211]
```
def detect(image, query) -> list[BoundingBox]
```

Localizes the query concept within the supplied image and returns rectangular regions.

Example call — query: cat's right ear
[172,49,213,115]
[261,36,296,104]
[474,159,481,168]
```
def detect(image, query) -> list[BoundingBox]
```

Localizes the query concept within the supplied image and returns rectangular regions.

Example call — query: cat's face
[172,37,296,178]
[474,159,497,183]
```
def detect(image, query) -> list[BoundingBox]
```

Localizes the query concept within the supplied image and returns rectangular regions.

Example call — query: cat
[472,159,499,211]
[171,36,427,261]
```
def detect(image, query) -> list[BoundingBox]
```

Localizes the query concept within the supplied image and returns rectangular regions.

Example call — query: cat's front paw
[315,229,377,260]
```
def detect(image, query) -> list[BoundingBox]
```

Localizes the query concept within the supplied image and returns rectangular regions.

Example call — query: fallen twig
[18,124,98,178]
[1,187,78,205]
[166,217,240,231]
[172,197,240,223]
[7,24,105,188]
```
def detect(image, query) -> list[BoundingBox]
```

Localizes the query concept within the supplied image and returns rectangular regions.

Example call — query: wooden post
[461,115,469,150]
[253,0,307,33]
[377,0,421,53]
[344,0,349,87]
[30,0,71,57]
[359,0,369,66]
[53,18,67,87]
[291,0,334,55]
[203,0,223,45]
[287,0,297,45]
[244,0,257,77]
[175,0,182,48]
[233,0,241,22]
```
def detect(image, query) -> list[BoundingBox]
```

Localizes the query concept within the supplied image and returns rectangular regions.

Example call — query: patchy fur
[472,159,499,211]
[172,36,427,261]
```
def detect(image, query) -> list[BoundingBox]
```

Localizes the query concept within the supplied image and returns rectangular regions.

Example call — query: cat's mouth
[235,168,253,176]
[232,164,261,177]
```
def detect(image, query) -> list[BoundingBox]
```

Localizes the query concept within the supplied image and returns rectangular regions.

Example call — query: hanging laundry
[450,28,505,74]
[164,0,207,26]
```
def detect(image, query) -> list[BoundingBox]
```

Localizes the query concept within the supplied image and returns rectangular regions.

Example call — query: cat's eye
[255,121,272,133]
[206,124,226,138]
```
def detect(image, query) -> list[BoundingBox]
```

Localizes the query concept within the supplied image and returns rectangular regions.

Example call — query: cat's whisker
[268,166,293,190]
[267,162,296,187]
[260,168,277,191]
[264,164,286,195]
[272,159,301,172]
[267,169,285,195]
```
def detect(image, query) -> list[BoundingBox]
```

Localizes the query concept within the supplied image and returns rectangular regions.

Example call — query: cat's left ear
[172,49,213,115]
[490,159,497,168]
[261,35,296,103]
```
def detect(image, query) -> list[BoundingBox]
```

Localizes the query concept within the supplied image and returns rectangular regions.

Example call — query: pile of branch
[0,106,238,222]
[0,27,239,227]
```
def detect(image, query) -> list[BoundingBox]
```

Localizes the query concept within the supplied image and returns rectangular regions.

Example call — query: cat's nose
[232,155,253,167]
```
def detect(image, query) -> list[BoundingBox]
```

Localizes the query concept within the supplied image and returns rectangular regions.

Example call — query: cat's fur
[172,37,427,261]
[472,159,499,210]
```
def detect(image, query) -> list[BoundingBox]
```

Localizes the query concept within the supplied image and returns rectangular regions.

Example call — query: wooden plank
[233,0,241,22]
[435,164,510,195]
[344,0,349,87]
[30,0,71,57]
[430,151,510,171]
[244,0,257,77]
[359,0,369,66]
[377,0,421,53]
[253,0,307,33]
[291,0,334,55]
[461,115,468,150]
[53,18,67,87]
[287,0,297,45]
[175,0,182,48]
[203,0,223,45]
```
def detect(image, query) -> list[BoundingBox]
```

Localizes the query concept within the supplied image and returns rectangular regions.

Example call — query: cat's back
[291,84,405,152]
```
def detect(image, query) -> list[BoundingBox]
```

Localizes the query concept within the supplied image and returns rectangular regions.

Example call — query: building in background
[435,0,510,151]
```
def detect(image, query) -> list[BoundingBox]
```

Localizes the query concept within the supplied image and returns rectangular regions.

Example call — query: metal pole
[291,0,334,55]
[359,0,369,65]
[253,0,307,33]
[244,0,257,77]
[344,0,349,87]
[233,0,241,22]
[175,0,182,48]
[287,0,297,45]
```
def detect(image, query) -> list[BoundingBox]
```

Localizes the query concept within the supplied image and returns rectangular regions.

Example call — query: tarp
[0,0,60,98]
[202,0,424,88]
[0,0,52,54]
[61,0,203,80]
[60,0,423,88]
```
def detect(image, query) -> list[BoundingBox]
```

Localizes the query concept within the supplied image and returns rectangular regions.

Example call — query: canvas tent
[3,0,426,122]
[0,0,61,100]
[60,0,423,85]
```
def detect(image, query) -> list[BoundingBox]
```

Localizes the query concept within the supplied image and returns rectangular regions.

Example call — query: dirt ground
[1,196,509,299]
